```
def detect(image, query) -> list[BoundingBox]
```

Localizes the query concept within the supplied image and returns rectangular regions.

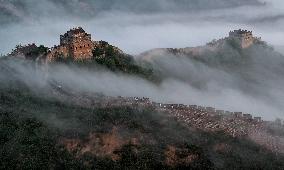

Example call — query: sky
[0,0,283,55]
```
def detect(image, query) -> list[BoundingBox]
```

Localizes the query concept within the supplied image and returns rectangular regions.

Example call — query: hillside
[1,58,284,169]
[7,27,154,81]
[138,32,284,92]
[50,41,154,80]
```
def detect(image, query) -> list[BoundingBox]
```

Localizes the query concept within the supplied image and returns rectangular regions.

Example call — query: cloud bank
[1,56,283,121]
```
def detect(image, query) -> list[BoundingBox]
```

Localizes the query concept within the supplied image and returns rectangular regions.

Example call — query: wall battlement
[206,29,261,49]
[229,29,260,48]
[229,29,252,37]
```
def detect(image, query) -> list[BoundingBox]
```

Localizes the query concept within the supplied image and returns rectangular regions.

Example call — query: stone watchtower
[60,27,94,60]
[229,29,256,48]
[48,27,95,61]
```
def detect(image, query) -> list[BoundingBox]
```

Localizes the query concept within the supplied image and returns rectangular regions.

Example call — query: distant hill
[137,30,284,96]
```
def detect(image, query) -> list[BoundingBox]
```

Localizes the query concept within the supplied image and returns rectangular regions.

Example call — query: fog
[0,55,283,121]
[0,0,284,121]
[138,45,284,121]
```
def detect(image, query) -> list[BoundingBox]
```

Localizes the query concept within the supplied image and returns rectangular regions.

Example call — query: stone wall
[47,45,69,62]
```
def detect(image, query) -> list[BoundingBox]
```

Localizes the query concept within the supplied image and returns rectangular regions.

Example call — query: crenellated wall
[229,29,259,48]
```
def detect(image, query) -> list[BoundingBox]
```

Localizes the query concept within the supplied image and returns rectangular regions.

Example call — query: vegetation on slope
[92,41,154,79]
[26,45,49,58]
[49,41,155,81]
[0,77,284,169]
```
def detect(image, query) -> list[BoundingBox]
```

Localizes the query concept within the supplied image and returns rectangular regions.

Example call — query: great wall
[103,96,284,154]
[51,82,284,154]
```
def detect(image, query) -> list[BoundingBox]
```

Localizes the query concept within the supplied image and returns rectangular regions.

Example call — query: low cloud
[1,57,283,121]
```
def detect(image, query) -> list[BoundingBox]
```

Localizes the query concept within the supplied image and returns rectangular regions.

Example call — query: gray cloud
[1,56,283,121]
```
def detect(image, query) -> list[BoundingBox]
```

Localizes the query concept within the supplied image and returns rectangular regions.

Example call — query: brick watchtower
[60,27,94,60]
[48,27,95,61]
[229,29,259,48]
